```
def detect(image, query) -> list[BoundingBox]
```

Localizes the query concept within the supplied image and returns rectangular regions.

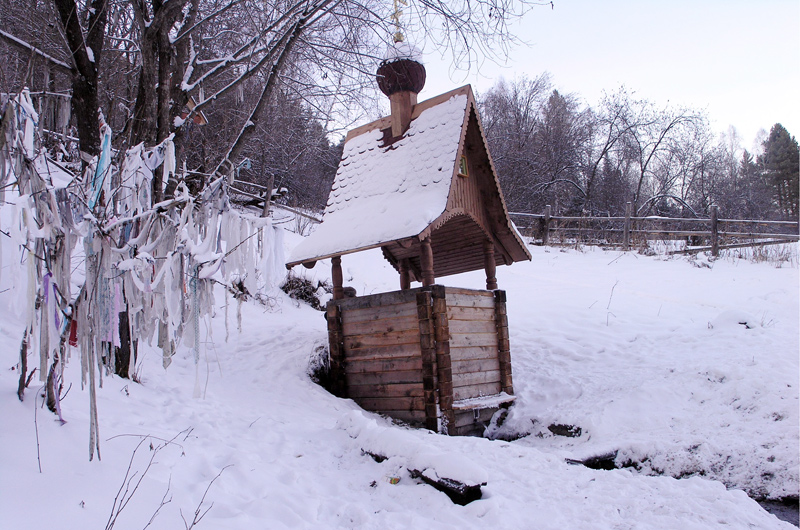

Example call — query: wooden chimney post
[331,256,344,300]
[483,239,497,290]
[420,237,435,287]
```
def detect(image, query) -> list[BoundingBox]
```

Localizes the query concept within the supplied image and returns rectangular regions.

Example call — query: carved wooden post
[494,290,514,395]
[326,302,346,397]
[483,239,497,290]
[331,256,344,300]
[542,204,551,245]
[710,205,719,257]
[623,201,632,251]
[420,236,435,287]
[430,285,454,433]
[416,290,439,431]
[399,258,411,290]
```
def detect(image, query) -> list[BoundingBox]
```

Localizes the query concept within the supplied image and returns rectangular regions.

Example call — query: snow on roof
[288,92,468,265]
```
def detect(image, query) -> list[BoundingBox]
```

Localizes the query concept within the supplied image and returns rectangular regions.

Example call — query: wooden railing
[510,203,799,256]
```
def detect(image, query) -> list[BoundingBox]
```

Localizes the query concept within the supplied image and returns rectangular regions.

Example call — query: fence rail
[510,203,799,256]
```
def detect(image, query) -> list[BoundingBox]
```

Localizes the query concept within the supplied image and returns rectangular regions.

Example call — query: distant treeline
[478,75,798,221]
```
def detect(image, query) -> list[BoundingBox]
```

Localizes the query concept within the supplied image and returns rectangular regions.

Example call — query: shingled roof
[287,84,530,280]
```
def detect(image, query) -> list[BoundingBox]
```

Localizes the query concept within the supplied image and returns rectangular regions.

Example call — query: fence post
[710,205,719,257]
[542,204,551,246]
[623,201,632,251]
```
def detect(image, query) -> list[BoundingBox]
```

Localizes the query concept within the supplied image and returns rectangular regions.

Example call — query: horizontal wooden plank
[344,329,420,349]
[453,369,501,387]
[382,410,427,423]
[342,315,420,336]
[344,342,422,361]
[449,345,498,362]
[336,289,422,311]
[444,287,492,297]
[347,382,425,398]
[453,382,502,401]
[445,293,496,309]
[342,302,419,324]
[446,306,496,321]
[448,319,496,334]
[346,370,423,386]
[449,332,498,348]
[353,396,425,412]
[346,356,423,374]
[451,357,500,374]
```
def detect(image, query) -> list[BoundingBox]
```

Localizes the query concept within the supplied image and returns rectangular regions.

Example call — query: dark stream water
[758,500,799,527]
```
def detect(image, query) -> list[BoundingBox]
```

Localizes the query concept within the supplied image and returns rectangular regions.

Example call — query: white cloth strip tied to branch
[1,93,286,459]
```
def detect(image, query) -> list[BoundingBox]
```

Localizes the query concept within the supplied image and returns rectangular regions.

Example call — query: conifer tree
[759,124,799,219]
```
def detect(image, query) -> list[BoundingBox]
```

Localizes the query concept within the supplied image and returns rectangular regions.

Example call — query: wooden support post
[710,205,719,257]
[542,204,551,245]
[261,173,274,217]
[483,240,497,291]
[494,290,514,395]
[420,237,435,287]
[331,256,344,300]
[430,285,455,433]
[399,258,411,290]
[623,201,632,251]
[326,302,347,397]
[416,291,439,431]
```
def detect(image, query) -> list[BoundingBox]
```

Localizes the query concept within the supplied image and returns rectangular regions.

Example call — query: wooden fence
[510,203,799,256]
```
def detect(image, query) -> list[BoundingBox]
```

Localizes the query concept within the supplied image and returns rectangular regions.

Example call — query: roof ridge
[345,85,473,143]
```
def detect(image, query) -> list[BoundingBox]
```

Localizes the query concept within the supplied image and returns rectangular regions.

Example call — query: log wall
[445,288,502,402]
[328,285,514,434]
[335,290,426,423]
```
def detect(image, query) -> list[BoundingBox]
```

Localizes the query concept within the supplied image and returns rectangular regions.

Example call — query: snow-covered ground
[1,229,797,529]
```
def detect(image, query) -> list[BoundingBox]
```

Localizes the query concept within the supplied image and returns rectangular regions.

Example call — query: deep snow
[1,230,797,529]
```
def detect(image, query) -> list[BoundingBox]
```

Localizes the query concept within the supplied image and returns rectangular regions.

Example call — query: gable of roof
[287,86,471,266]
[286,84,531,273]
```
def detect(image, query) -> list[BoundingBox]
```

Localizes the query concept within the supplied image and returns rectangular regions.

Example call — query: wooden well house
[286,45,531,435]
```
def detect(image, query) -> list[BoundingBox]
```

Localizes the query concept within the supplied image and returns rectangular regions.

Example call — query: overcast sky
[414,0,799,150]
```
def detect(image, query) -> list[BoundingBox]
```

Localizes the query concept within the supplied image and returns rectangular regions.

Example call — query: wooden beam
[420,236,435,287]
[483,239,497,290]
[326,302,347,397]
[416,291,439,431]
[332,256,344,300]
[430,285,455,432]
[399,258,411,290]
[494,290,513,395]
